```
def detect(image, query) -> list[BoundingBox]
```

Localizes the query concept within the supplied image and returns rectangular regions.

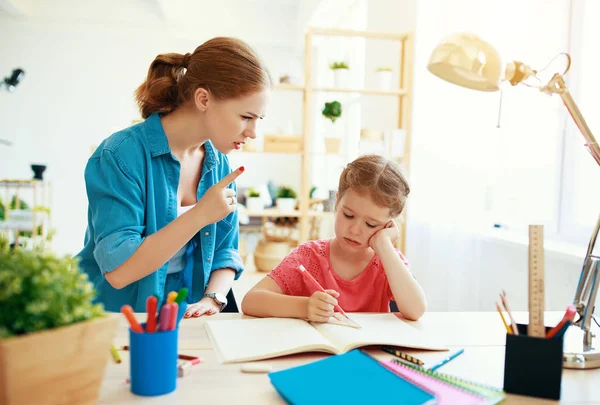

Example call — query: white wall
[0,12,304,255]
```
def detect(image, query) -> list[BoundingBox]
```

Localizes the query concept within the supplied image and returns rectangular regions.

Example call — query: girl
[241,155,427,321]
[77,37,271,315]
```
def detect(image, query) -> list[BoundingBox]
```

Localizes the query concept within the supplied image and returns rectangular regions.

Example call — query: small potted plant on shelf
[0,236,119,405]
[246,188,263,212]
[322,101,342,154]
[376,66,393,90]
[329,61,350,87]
[275,186,297,213]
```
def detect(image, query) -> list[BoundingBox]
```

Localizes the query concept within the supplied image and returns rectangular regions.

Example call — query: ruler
[528,225,545,337]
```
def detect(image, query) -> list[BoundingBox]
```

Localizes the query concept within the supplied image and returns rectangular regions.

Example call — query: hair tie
[183,53,191,68]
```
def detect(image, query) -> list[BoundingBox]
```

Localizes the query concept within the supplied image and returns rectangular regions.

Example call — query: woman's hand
[369,220,400,251]
[193,166,244,225]
[307,289,340,323]
[184,297,221,318]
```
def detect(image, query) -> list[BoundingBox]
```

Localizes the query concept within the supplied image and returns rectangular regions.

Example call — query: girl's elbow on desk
[399,300,427,321]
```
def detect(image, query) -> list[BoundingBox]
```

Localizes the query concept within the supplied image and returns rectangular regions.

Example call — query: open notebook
[205,313,447,364]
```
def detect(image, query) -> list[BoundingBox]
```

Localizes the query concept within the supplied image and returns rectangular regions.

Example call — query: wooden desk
[99,312,600,404]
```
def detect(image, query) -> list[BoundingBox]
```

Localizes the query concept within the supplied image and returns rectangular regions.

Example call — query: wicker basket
[253,240,292,272]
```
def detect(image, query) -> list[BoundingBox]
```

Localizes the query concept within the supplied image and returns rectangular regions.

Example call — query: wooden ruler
[528,225,545,337]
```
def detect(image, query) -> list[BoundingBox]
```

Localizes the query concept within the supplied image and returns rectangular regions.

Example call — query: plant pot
[246,197,263,212]
[253,239,292,272]
[325,137,342,154]
[377,70,393,90]
[30,164,46,180]
[276,198,296,212]
[0,314,119,405]
[333,69,349,88]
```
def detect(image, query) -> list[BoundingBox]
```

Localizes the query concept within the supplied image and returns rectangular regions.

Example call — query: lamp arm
[546,74,600,166]
[540,73,600,337]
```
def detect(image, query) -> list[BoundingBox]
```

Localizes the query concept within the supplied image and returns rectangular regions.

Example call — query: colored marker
[120,305,144,333]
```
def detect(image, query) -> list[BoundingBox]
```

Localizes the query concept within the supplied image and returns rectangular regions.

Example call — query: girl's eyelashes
[241,116,253,121]
[344,212,377,228]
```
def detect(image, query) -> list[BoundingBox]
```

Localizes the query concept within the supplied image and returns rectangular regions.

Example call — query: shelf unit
[0,179,52,245]
[244,28,413,251]
[267,27,414,251]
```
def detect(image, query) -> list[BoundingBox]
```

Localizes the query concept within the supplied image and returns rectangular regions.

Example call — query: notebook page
[205,317,337,363]
[312,313,447,353]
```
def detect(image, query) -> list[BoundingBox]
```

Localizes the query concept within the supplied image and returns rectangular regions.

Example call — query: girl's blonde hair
[337,154,410,217]
[135,37,272,119]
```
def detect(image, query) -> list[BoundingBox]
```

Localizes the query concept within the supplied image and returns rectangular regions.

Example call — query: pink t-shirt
[268,239,410,313]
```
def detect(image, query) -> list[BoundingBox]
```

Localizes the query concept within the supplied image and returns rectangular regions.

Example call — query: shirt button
[205,232,209,236]
[207,258,211,262]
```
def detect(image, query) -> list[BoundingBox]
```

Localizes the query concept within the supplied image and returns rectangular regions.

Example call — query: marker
[120,305,144,333]
[429,349,465,371]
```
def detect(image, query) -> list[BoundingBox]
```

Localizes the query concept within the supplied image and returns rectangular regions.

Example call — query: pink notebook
[381,359,487,405]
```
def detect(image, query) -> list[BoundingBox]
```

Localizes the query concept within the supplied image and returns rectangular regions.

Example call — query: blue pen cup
[129,324,178,396]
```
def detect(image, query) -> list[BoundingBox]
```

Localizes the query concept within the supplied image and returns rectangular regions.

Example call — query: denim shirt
[76,113,244,312]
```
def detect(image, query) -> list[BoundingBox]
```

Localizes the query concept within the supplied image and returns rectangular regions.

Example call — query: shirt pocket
[214,217,234,251]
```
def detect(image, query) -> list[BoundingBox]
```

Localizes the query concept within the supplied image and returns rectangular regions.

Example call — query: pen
[546,304,576,339]
[168,303,179,331]
[429,348,464,371]
[381,346,424,366]
[166,291,178,305]
[146,295,158,333]
[110,344,121,364]
[174,287,189,304]
[158,304,172,331]
[298,265,349,318]
[120,305,144,333]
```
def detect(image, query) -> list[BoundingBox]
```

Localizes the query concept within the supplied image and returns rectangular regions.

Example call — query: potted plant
[329,61,349,87]
[376,66,393,90]
[246,188,263,212]
[322,101,342,154]
[0,236,119,405]
[275,186,297,212]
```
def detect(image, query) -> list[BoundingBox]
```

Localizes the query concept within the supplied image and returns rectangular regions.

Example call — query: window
[559,0,600,246]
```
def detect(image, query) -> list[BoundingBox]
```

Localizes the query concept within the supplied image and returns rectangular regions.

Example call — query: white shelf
[312,87,406,96]
[243,208,326,218]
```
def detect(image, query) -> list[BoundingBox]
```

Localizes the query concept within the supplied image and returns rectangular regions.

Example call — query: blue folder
[268,350,437,405]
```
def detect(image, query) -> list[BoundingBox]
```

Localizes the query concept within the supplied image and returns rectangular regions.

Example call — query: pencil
[381,346,424,366]
[298,265,361,328]
[110,344,121,364]
[499,292,519,336]
[495,301,512,334]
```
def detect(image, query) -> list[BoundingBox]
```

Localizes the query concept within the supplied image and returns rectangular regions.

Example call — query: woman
[77,37,271,316]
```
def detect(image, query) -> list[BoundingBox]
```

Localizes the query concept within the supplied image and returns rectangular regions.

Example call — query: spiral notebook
[381,359,506,405]
[269,350,437,405]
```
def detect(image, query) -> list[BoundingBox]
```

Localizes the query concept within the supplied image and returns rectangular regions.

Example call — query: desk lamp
[427,32,600,369]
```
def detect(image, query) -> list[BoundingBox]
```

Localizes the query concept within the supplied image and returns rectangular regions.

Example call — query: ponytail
[134,53,188,119]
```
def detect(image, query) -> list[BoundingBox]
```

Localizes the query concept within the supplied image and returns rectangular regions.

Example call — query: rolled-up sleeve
[86,149,145,275]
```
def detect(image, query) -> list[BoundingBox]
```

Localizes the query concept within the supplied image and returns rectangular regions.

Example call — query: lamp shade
[427,33,503,92]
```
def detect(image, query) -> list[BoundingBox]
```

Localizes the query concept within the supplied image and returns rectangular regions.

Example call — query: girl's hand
[193,166,244,225]
[184,297,221,318]
[307,289,340,323]
[369,220,399,251]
